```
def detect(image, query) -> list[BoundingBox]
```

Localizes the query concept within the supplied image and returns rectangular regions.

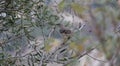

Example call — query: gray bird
[56,23,72,35]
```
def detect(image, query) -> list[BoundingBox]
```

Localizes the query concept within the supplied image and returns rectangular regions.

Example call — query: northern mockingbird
[56,22,85,34]
[56,23,72,40]
[56,24,72,35]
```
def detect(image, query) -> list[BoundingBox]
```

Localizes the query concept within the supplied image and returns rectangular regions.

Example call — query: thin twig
[62,48,95,65]
[40,53,44,66]
[48,26,56,38]
[87,54,107,63]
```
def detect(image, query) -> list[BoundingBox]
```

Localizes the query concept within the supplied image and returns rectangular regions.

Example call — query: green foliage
[0,0,120,66]
[70,3,86,15]
[58,0,66,11]
[0,0,60,65]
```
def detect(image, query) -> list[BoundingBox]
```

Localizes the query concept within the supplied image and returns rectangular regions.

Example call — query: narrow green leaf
[58,0,65,11]
[71,3,86,15]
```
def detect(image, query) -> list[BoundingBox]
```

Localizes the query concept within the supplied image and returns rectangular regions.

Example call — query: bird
[56,22,85,34]
[56,23,72,34]
[56,23,72,40]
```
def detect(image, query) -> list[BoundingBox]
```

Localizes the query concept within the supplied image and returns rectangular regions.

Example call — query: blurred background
[0,0,120,66]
